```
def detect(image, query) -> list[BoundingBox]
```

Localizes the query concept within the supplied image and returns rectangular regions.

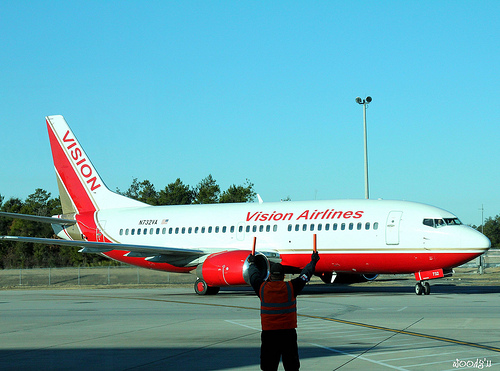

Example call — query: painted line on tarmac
[73,293,500,354]
[300,313,500,353]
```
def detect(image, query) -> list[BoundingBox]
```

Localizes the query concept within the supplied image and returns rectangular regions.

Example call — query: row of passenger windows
[288,222,379,232]
[119,222,379,236]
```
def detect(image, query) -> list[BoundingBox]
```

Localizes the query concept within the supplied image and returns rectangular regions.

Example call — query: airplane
[0,115,491,295]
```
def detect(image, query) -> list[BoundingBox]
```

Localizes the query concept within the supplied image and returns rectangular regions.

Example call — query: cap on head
[270,263,285,280]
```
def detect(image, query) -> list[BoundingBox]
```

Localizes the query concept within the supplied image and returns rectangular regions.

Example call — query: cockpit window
[444,218,462,225]
[423,218,462,228]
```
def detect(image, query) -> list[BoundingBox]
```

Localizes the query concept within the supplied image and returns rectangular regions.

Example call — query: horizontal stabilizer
[79,247,114,253]
[0,212,76,225]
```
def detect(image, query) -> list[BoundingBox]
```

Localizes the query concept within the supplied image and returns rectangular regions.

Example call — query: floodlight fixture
[355,96,373,199]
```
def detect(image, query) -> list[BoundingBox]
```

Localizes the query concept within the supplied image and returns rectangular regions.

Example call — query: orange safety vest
[259,281,297,331]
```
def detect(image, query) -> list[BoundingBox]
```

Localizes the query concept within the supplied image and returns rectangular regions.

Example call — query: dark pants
[261,328,300,371]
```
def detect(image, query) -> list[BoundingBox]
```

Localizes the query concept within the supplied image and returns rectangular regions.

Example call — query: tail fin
[46,115,146,214]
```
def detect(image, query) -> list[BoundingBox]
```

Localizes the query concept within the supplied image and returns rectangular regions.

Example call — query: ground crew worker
[248,252,320,371]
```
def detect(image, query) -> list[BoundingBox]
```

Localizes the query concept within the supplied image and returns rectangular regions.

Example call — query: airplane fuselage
[58,199,489,277]
[3,115,489,295]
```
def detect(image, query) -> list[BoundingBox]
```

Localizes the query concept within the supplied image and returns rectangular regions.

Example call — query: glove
[248,254,256,264]
[311,251,320,263]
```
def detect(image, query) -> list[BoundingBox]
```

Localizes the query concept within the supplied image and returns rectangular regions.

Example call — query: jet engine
[194,250,270,295]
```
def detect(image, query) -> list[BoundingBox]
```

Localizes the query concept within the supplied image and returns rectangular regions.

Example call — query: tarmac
[1,271,500,370]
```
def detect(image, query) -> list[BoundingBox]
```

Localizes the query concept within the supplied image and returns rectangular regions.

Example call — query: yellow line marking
[76,293,500,353]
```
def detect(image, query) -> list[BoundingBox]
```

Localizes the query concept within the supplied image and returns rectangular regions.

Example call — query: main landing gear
[194,278,220,295]
[415,281,431,295]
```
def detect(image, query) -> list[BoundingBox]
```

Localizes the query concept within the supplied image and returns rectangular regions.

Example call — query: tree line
[0,175,255,269]
[0,177,499,269]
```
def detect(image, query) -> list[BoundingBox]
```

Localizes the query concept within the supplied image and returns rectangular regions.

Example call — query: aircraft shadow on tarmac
[217,281,500,296]
[0,344,394,370]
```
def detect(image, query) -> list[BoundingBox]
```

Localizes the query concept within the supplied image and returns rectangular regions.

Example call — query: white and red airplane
[0,115,491,295]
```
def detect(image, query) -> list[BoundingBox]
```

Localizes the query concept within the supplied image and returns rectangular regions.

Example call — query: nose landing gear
[414,269,446,296]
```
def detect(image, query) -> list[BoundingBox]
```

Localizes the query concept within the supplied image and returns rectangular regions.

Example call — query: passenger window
[273,225,278,232]
[357,223,362,230]
[188,227,192,234]
[239,226,244,233]
[125,229,129,235]
[266,225,270,232]
[325,224,330,231]
[131,229,135,235]
[246,226,251,233]
[215,226,219,233]
[137,229,141,235]
[333,223,338,231]
[288,224,292,232]
[230,226,235,233]
[341,223,346,231]
[310,224,315,231]
[120,229,123,235]
[162,228,166,234]
[373,222,379,230]
[208,226,213,233]
[318,224,322,231]
[182,227,186,234]
[349,223,354,230]
[295,224,300,231]
[253,225,257,232]
[150,228,153,235]
[202,227,206,233]
[259,225,264,232]
[222,226,227,233]
[195,227,199,233]
[169,228,173,234]
[156,228,160,234]
[365,222,370,230]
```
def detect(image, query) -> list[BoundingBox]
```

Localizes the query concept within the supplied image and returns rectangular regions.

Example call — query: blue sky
[1,1,498,226]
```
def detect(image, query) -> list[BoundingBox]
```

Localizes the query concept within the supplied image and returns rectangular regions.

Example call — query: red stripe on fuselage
[282,252,480,274]
[103,250,479,276]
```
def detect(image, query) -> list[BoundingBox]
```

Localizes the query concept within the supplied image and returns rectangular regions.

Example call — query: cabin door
[385,211,402,245]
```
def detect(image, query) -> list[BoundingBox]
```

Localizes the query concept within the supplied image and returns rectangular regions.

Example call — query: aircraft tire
[423,282,431,295]
[415,282,424,295]
[194,279,220,295]
[206,286,220,295]
[194,279,209,295]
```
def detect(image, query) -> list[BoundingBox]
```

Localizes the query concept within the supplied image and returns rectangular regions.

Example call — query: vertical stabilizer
[46,115,146,213]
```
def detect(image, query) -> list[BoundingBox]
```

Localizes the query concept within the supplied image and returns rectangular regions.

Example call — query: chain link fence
[1,250,498,289]
[0,266,197,288]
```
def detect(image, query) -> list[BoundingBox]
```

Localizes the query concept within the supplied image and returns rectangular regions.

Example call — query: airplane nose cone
[461,227,491,252]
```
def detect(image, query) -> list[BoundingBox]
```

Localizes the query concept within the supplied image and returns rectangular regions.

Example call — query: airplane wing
[0,212,208,266]
[0,235,204,256]
[0,211,76,225]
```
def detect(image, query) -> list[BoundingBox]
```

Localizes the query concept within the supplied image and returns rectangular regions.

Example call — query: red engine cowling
[196,250,269,287]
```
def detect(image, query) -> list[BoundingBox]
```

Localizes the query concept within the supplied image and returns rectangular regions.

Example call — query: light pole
[356,96,372,199]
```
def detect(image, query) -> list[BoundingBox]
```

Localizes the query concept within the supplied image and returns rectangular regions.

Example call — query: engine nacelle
[196,250,270,287]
